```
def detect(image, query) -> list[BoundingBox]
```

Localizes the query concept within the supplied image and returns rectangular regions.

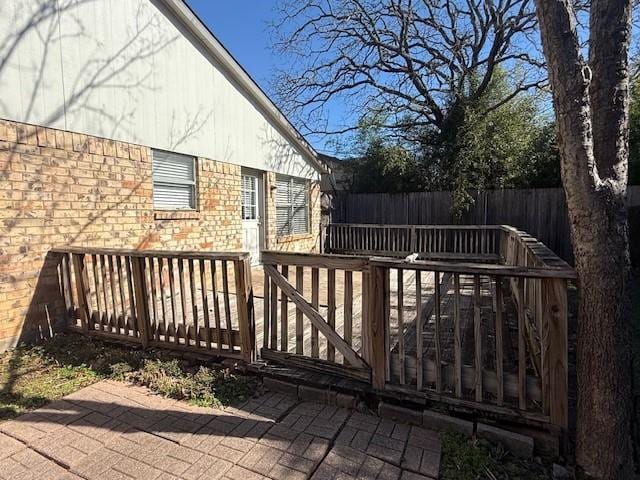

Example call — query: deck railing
[53,247,255,362]
[326,223,503,261]
[263,224,575,429]
[261,251,371,381]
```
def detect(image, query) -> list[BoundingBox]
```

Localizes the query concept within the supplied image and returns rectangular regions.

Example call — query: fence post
[235,257,255,363]
[365,264,388,389]
[71,253,91,333]
[131,256,150,348]
[541,277,568,429]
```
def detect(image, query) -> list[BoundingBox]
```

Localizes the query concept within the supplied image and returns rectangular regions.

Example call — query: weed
[0,334,257,420]
[125,358,257,408]
[441,432,549,480]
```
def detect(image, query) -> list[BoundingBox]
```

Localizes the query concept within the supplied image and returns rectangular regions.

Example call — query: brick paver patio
[0,380,441,480]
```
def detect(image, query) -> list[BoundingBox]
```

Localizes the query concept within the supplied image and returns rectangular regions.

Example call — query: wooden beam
[542,277,568,429]
[261,251,369,271]
[131,256,150,348]
[366,264,388,389]
[369,257,576,279]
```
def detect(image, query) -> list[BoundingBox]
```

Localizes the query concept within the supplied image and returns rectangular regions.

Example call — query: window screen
[242,174,257,220]
[152,150,196,209]
[275,175,309,235]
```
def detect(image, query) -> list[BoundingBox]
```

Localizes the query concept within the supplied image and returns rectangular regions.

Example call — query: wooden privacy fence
[53,247,255,362]
[329,186,640,263]
[262,225,575,429]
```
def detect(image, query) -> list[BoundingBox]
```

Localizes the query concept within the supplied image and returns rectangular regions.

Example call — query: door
[241,170,263,265]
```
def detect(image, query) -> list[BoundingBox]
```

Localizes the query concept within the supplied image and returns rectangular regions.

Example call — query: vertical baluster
[296,266,304,354]
[454,273,462,397]
[148,257,159,341]
[384,268,390,381]
[361,270,370,360]
[270,267,278,350]
[90,254,101,329]
[178,258,188,344]
[124,257,136,336]
[198,258,211,350]
[222,260,234,351]
[107,255,118,331]
[495,275,504,405]
[517,277,527,410]
[168,258,178,344]
[474,274,482,401]
[491,229,496,255]
[263,271,270,351]
[116,256,128,333]
[188,259,199,347]
[311,268,320,358]
[280,265,289,352]
[327,268,336,362]
[99,255,109,330]
[434,271,442,393]
[61,253,74,323]
[157,258,167,341]
[397,268,405,384]
[343,270,353,364]
[416,270,423,390]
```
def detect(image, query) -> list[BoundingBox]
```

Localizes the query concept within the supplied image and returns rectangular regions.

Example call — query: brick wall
[0,119,320,351]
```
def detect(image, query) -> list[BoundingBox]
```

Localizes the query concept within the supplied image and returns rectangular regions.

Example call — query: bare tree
[271,0,545,138]
[535,0,634,478]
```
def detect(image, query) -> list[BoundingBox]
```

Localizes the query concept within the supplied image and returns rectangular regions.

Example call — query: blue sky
[185,0,340,155]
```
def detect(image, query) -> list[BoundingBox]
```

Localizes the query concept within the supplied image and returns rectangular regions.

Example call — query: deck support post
[366,264,388,389]
[71,253,91,333]
[235,257,255,363]
[541,277,568,429]
[131,256,150,348]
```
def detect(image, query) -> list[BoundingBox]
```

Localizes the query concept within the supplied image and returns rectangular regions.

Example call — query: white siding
[0,0,319,180]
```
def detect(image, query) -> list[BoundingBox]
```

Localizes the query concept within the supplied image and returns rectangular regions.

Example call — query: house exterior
[0,0,325,351]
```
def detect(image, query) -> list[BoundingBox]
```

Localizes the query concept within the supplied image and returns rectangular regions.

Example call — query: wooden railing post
[71,253,91,333]
[235,257,255,363]
[541,277,568,429]
[365,264,388,389]
[131,256,150,348]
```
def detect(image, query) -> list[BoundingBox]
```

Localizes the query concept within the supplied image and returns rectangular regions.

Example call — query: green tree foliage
[628,79,640,185]
[346,69,560,211]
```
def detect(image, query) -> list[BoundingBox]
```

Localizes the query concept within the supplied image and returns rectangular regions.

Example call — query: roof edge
[157,0,327,174]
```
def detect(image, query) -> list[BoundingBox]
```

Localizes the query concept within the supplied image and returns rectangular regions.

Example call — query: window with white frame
[152,149,196,210]
[275,175,309,235]
[241,174,258,220]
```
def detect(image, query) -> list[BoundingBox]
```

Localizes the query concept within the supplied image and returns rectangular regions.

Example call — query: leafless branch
[270,0,546,136]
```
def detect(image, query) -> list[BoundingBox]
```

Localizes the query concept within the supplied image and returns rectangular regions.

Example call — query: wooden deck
[57,225,573,429]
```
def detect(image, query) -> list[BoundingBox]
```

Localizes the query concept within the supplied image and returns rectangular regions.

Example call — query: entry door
[241,170,263,265]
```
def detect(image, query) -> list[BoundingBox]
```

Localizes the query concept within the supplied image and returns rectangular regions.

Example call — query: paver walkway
[0,380,441,480]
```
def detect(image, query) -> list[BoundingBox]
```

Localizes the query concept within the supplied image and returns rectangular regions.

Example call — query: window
[242,174,258,220]
[276,175,309,235]
[152,150,196,210]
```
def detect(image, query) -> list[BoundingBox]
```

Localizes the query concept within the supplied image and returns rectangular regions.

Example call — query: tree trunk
[535,0,634,478]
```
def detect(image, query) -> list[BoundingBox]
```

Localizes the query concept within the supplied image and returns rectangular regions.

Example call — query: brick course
[0,119,320,350]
